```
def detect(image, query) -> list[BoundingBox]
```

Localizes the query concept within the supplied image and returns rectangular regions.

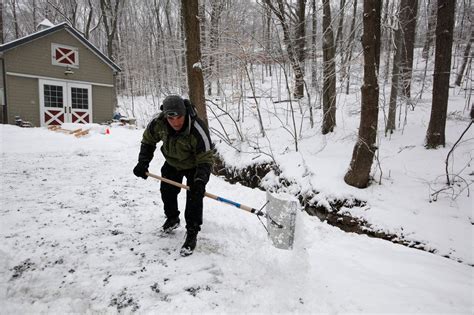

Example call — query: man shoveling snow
[133,95,214,256]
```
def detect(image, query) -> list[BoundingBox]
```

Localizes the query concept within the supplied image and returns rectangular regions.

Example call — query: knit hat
[162,95,186,117]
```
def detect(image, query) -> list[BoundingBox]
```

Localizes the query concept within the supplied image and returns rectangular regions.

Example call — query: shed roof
[0,22,121,72]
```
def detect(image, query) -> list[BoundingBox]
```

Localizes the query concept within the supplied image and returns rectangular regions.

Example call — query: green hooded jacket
[140,112,214,183]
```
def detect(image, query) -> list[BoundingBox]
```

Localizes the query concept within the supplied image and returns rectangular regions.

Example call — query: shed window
[71,87,88,109]
[51,43,79,67]
[44,84,63,108]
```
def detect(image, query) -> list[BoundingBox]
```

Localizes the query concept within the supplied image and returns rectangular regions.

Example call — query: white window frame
[51,43,79,68]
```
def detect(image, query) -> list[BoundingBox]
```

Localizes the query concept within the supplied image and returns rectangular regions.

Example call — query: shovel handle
[145,172,260,215]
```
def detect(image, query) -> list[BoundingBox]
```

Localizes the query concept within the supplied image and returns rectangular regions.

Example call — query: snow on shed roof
[0,22,121,73]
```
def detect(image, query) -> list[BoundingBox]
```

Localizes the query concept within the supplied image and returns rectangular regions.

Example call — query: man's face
[167,115,185,131]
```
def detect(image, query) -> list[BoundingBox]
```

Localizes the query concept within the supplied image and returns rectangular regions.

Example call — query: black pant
[160,162,202,231]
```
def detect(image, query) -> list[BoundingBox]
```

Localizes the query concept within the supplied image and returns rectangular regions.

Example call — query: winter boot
[162,216,180,233]
[180,229,198,257]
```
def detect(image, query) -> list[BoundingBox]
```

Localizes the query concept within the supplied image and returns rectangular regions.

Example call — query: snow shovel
[146,171,298,250]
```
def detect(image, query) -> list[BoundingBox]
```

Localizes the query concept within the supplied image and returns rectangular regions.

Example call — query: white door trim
[39,79,67,126]
[39,79,93,126]
[68,82,93,124]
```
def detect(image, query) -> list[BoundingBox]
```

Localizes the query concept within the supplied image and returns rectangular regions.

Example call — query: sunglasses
[165,111,183,118]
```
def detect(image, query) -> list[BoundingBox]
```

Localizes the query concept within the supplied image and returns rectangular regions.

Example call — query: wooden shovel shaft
[146,172,259,214]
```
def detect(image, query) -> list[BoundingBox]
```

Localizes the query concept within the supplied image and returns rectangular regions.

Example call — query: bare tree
[263,0,306,99]
[342,0,359,94]
[99,0,122,61]
[310,0,318,90]
[181,0,207,124]
[0,0,3,124]
[295,0,307,99]
[374,0,382,73]
[335,0,346,54]
[422,0,437,59]
[382,0,396,81]
[207,0,224,96]
[398,0,419,99]
[0,2,4,44]
[83,0,98,40]
[46,0,99,39]
[455,17,473,86]
[344,0,381,188]
[322,0,336,134]
[10,0,20,39]
[386,27,402,134]
[425,0,456,148]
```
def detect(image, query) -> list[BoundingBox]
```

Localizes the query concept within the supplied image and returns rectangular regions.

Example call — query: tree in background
[181,0,207,125]
[344,0,381,188]
[295,0,307,99]
[310,0,318,90]
[386,0,417,133]
[99,0,123,62]
[454,15,473,87]
[422,0,437,59]
[206,0,224,96]
[0,2,4,124]
[321,0,336,134]
[1,0,471,159]
[386,26,402,134]
[425,0,457,148]
[263,0,306,99]
[399,0,419,99]
[341,0,359,94]
[10,0,20,38]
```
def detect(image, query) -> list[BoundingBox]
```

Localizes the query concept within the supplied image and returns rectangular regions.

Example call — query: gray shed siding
[5,75,39,125]
[3,28,117,126]
[92,85,115,123]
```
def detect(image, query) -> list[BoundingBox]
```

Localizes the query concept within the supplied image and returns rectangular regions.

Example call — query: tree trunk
[386,27,402,134]
[425,0,456,148]
[0,2,4,44]
[32,0,37,30]
[422,0,437,59]
[311,0,318,90]
[207,0,224,96]
[344,0,381,188]
[265,6,272,77]
[322,0,336,134]
[100,0,122,61]
[374,0,382,73]
[11,0,20,39]
[0,1,4,123]
[335,0,346,54]
[263,0,305,99]
[181,0,207,124]
[295,0,306,99]
[84,0,95,40]
[383,0,395,82]
[180,9,188,94]
[399,0,418,98]
[342,0,358,92]
[455,23,473,86]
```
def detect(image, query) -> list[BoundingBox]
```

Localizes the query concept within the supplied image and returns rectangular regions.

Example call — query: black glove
[133,162,149,179]
[134,142,155,179]
[190,180,206,200]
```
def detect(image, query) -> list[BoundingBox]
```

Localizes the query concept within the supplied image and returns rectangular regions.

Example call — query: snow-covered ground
[120,83,473,267]
[0,122,472,313]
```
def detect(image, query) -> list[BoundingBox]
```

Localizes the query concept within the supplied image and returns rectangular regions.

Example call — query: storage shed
[0,20,121,126]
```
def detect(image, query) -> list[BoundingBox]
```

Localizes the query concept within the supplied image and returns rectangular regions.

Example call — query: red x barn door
[39,79,92,126]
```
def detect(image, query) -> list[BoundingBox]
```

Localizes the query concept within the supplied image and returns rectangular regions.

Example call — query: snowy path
[0,126,472,313]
